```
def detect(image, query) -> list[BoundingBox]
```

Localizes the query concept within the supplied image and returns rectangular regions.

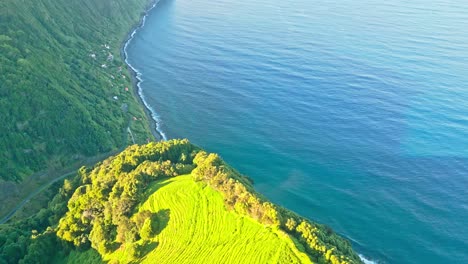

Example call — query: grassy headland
[0,140,362,263]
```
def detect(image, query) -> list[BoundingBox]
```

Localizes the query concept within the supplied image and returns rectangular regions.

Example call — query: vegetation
[104,175,312,263]
[0,140,362,263]
[0,175,78,263]
[56,140,197,255]
[0,0,154,181]
[192,151,362,264]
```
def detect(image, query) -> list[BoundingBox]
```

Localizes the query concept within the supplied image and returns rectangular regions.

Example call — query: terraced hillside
[106,175,312,263]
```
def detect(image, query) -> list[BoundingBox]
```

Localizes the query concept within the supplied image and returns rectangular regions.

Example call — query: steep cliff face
[0,0,153,181]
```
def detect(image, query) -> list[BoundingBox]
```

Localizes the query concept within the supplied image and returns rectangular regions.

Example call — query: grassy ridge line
[0,0,154,182]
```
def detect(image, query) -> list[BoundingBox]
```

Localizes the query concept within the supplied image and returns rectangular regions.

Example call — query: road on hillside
[0,123,144,225]
[0,171,75,225]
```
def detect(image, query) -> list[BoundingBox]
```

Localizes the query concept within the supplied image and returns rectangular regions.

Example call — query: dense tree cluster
[192,151,362,264]
[282,216,361,264]
[0,0,153,181]
[193,152,280,225]
[57,140,197,256]
[0,177,78,263]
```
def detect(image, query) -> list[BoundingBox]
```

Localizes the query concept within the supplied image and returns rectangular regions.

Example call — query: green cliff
[0,140,362,264]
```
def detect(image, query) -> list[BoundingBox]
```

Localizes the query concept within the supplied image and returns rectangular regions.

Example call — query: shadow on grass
[138,240,159,260]
[134,209,170,260]
[154,208,170,235]
[288,234,315,262]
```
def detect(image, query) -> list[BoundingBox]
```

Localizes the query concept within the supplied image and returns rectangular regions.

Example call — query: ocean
[125,0,468,262]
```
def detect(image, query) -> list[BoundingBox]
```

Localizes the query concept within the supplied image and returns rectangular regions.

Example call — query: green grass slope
[106,175,312,264]
[0,0,153,181]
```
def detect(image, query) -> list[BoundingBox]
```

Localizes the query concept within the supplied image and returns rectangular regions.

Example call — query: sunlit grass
[101,175,311,264]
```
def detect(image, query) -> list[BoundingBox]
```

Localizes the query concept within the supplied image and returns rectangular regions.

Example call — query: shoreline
[120,0,168,142]
[0,4,165,221]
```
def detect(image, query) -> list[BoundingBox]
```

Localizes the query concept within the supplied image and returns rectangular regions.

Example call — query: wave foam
[123,1,168,141]
[359,254,378,264]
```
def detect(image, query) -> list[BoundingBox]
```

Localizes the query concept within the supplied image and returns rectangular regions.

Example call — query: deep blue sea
[126,0,468,262]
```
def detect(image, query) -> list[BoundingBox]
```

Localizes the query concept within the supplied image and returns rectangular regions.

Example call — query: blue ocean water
[125,0,468,262]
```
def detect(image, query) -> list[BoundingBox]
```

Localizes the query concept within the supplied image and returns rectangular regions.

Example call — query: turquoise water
[126,0,468,262]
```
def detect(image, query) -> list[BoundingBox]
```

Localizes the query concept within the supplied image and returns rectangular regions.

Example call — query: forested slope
[0,0,153,181]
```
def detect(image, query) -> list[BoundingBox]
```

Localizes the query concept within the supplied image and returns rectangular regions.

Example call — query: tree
[89,220,112,254]
[116,219,137,244]
[140,218,155,240]
[126,242,143,258]
[134,210,152,230]
[285,218,297,232]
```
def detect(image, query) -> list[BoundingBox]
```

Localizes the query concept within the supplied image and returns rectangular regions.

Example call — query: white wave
[123,0,167,141]
[359,254,378,264]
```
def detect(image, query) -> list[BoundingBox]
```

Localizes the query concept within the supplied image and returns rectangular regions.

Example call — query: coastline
[0,0,165,223]
[120,0,168,142]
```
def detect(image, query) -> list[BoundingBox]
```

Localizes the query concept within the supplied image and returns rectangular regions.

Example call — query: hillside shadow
[288,235,314,261]
[138,241,159,260]
[135,209,170,260]
[154,208,170,235]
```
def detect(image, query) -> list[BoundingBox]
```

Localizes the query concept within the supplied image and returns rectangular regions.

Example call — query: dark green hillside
[0,0,153,181]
